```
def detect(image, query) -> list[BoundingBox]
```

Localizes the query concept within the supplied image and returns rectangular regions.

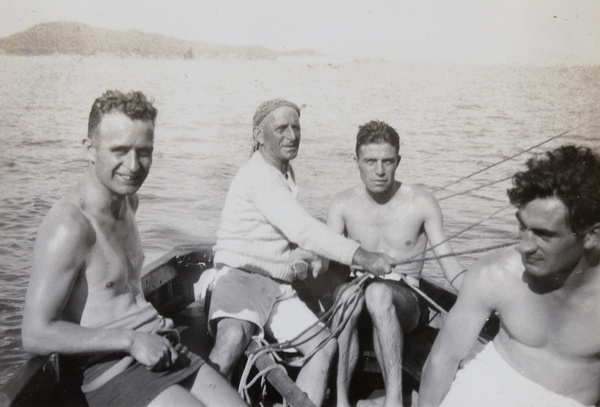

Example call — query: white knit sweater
[213,152,360,282]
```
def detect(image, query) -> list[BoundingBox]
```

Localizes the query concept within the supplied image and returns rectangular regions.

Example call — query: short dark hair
[508,145,600,235]
[355,120,400,157]
[88,90,157,140]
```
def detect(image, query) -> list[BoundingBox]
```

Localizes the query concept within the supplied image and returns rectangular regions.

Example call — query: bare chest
[345,202,426,253]
[499,289,600,357]
[83,215,145,292]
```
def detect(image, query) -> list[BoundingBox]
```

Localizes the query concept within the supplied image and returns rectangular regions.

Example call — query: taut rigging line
[434,114,600,192]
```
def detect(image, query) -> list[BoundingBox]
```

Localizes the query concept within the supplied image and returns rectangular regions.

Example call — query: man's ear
[253,126,263,146]
[583,223,600,250]
[354,155,359,169]
[83,137,95,164]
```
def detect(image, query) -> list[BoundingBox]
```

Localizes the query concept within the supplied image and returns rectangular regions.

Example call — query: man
[21,90,246,407]
[326,120,465,407]
[202,99,395,407]
[420,145,600,407]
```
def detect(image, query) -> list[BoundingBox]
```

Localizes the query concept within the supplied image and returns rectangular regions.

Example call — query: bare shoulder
[473,246,521,276]
[398,183,441,216]
[35,198,95,255]
[329,186,362,210]
[463,246,522,299]
[405,183,437,203]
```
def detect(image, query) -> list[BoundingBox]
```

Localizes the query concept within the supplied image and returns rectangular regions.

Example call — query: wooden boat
[0,244,499,407]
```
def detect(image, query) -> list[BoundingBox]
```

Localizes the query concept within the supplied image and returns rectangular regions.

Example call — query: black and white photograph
[1,1,599,406]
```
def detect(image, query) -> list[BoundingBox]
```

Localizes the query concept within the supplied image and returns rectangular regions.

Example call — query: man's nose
[125,150,140,172]
[284,126,298,140]
[517,230,536,254]
[375,161,385,175]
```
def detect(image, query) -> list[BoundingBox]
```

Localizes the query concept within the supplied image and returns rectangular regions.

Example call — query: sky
[1,0,599,66]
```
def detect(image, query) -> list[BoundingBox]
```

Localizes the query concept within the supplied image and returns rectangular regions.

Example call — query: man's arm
[420,192,465,290]
[326,195,347,236]
[252,179,393,275]
[419,254,499,406]
[22,204,176,370]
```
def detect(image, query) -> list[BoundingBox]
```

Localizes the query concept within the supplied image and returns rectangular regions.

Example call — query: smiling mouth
[117,173,142,182]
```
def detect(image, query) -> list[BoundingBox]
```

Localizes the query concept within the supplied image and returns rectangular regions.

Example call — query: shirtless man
[326,120,465,407]
[419,145,600,407]
[21,90,246,407]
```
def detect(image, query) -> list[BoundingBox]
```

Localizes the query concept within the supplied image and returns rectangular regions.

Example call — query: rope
[394,241,517,266]
[438,176,512,201]
[400,204,513,266]
[400,275,448,316]
[241,237,515,382]
[242,274,369,373]
[434,115,599,192]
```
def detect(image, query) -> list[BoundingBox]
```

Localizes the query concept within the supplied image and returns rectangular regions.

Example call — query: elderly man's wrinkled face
[256,106,301,169]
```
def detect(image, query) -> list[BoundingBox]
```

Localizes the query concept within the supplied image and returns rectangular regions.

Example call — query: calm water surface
[1,55,599,386]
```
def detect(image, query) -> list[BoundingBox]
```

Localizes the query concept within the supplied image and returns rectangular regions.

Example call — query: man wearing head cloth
[196,98,395,406]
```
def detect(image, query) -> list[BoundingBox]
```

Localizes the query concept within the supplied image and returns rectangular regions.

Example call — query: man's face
[516,197,583,278]
[356,142,400,194]
[88,112,154,196]
[256,106,301,167]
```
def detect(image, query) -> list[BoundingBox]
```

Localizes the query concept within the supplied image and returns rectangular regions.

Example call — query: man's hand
[351,247,395,277]
[128,330,180,371]
[289,248,327,279]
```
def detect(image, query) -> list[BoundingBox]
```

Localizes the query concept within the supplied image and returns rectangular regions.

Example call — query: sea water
[0,54,599,386]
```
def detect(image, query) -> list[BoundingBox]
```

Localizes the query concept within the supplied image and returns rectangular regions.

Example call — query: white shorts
[441,341,591,407]
[199,266,324,343]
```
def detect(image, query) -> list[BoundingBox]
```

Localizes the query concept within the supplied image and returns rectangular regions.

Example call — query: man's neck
[82,171,129,220]
[258,150,289,174]
[366,181,401,205]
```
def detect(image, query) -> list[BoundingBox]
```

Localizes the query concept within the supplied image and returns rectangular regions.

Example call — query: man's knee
[210,318,257,376]
[214,318,255,347]
[364,283,394,313]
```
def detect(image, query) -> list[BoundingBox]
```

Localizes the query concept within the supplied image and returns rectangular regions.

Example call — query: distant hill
[0,21,322,60]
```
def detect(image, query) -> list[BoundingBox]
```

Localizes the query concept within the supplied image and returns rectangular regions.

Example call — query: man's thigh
[367,280,421,333]
[207,268,279,336]
[148,384,201,407]
[265,290,325,345]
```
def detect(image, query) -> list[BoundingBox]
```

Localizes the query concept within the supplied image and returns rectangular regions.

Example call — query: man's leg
[208,317,257,379]
[189,363,248,406]
[267,294,338,407]
[332,282,365,407]
[293,325,338,407]
[148,384,205,407]
[149,366,248,407]
[362,281,420,407]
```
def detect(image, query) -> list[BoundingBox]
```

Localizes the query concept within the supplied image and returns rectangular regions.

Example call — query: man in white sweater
[203,99,395,406]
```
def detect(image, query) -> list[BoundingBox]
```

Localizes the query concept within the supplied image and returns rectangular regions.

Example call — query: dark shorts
[82,351,205,407]
[361,278,431,330]
[296,261,430,330]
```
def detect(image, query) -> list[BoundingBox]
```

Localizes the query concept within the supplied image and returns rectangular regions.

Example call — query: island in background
[0,21,325,60]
